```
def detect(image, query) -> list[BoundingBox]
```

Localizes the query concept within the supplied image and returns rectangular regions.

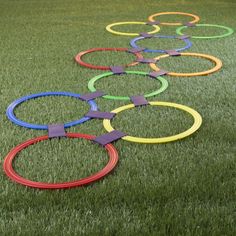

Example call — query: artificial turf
[0,0,235,235]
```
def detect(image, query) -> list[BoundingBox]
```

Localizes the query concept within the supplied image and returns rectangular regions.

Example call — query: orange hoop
[148,12,200,26]
[149,52,222,77]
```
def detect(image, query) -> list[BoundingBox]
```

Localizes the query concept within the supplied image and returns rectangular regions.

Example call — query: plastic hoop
[88,71,168,101]
[75,48,143,70]
[6,92,98,130]
[148,12,200,26]
[130,35,192,53]
[176,23,234,39]
[103,101,202,144]
[149,52,222,77]
[3,133,119,189]
[106,21,160,36]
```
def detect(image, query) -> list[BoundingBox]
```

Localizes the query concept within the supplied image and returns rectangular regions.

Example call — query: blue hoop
[130,35,192,53]
[6,92,98,130]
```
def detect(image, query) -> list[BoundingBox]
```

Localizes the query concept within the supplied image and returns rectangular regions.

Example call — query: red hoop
[3,133,119,189]
[75,47,143,70]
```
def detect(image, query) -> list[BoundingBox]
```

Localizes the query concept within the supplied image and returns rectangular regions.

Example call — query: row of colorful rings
[4,11,233,189]
[106,12,233,39]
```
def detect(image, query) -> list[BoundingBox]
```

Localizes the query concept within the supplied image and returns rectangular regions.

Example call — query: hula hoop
[75,48,143,70]
[148,12,200,26]
[149,52,222,77]
[6,92,98,130]
[88,71,168,101]
[106,21,160,36]
[3,133,119,189]
[103,101,202,144]
[176,24,234,39]
[130,35,192,53]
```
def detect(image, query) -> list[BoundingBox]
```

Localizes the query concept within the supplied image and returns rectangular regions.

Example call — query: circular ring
[149,52,222,77]
[130,35,192,53]
[103,101,202,144]
[3,133,119,189]
[176,24,234,39]
[6,92,98,130]
[106,21,160,36]
[75,48,143,70]
[88,71,168,101]
[148,12,200,26]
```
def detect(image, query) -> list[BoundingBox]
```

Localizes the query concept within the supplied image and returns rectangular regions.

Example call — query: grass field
[0,0,235,235]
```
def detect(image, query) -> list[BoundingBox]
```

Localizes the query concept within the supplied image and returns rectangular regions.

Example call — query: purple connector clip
[127,47,145,53]
[80,91,105,101]
[48,124,66,138]
[139,32,153,38]
[165,50,181,56]
[85,111,115,120]
[146,21,160,25]
[130,95,149,106]
[177,35,191,40]
[149,70,168,78]
[136,58,156,63]
[184,22,196,27]
[110,66,126,74]
[93,130,126,146]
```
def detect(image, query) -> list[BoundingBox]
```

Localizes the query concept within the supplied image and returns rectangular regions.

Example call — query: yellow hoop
[149,52,222,77]
[106,21,160,36]
[103,101,202,144]
[148,12,200,26]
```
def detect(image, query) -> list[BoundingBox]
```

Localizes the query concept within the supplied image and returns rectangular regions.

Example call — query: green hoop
[87,71,168,101]
[176,24,234,39]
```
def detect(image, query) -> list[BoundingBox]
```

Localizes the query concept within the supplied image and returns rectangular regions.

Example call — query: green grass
[0,0,236,235]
